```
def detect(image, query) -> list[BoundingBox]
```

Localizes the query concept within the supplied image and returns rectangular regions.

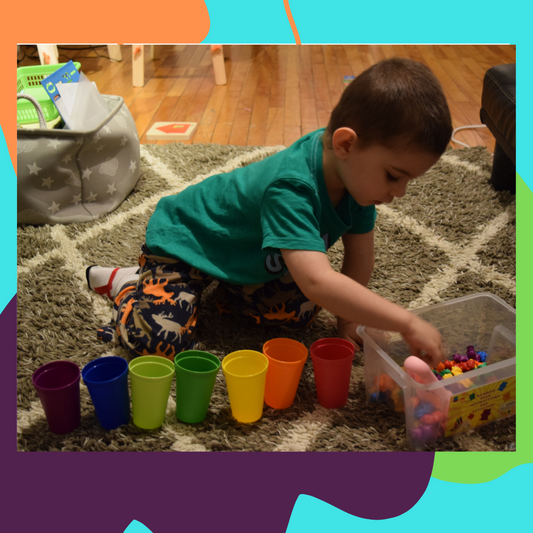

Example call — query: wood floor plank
[284,126,302,147]
[210,122,234,145]
[17,44,505,154]
[284,47,301,129]
[356,45,375,70]
[343,45,366,77]
[417,47,470,103]
[368,45,387,64]
[447,98,488,149]
[265,107,285,146]
[228,49,263,145]
[140,96,180,145]
[496,44,516,63]
[388,44,410,60]
[312,56,333,128]
[248,94,271,146]
[439,58,484,108]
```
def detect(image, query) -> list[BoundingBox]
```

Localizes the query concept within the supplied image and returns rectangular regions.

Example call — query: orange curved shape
[5,1,211,166]
[141,342,176,361]
[15,1,210,44]
[283,0,301,45]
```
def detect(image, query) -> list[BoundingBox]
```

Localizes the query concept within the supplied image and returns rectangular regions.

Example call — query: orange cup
[262,338,308,409]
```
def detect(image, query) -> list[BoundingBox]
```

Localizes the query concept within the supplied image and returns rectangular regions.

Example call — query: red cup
[310,337,355,354]
[32,361,81,434]
[310,339,355,409]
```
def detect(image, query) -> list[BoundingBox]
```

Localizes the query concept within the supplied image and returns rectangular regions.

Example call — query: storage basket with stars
[17,94,140,225]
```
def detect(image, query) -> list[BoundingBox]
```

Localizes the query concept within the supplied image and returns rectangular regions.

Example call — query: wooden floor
[18,44,516,151]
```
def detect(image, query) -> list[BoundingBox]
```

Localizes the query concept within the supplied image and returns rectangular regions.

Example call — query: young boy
[87,57,452,367]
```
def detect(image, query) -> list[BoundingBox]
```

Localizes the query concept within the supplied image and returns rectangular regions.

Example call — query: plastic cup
[174,350,221,423]
[82,356,130,430]
[129,356,175,429]
[263,338,308,409]
[310,339,356,409]
[310,337,355,354]
[32,361,81,434]
[222,350,269,423]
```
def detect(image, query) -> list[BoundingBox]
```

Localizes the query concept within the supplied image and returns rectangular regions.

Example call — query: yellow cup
[222,350,268,423]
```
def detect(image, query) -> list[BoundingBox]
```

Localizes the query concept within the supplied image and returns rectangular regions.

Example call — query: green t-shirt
[146,129,376,285]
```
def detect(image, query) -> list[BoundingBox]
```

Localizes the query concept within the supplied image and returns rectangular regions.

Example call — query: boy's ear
[331,127,358,159]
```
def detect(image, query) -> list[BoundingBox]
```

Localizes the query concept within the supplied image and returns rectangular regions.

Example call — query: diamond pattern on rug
[17,144,515,452]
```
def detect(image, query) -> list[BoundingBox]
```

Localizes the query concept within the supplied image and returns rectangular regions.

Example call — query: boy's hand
[336,318,362,352]
[401,315,444,368]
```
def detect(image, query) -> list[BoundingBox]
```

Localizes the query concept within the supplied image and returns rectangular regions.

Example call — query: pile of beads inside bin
[431,345,487,380]
[409,345,488,446]
[370,346,489,447]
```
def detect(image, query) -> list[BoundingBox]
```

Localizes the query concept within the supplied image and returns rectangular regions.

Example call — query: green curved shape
[433,173,528,483]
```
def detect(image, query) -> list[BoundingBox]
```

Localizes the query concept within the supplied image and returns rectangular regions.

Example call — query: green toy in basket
[16,62,81,127]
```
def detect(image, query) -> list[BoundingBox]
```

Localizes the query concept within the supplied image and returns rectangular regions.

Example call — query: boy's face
[337,141,440,207]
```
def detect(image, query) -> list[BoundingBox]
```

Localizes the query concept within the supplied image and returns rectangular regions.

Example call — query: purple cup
[32,361,81,434]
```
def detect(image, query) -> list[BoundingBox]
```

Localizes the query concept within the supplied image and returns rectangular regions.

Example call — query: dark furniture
[479,64,516,193]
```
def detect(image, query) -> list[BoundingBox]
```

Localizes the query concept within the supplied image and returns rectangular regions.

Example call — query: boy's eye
[386,172,399,182]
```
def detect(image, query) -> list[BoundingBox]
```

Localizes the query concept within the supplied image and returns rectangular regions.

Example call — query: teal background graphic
[286,464,532,532]
[5,1,531,532]
[124,521,153,533]
[1,127,16,313]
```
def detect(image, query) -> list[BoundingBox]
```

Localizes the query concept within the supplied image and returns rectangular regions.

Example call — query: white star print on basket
[17,94,141,225]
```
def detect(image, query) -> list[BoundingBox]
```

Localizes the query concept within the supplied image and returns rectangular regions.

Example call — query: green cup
[174,350,221,423]
[129,356,175,430]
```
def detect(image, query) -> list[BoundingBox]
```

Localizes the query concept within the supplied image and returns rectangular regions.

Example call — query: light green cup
[129,356,175,430]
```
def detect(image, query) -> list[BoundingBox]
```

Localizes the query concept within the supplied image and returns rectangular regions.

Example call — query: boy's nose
[392,182,407,198]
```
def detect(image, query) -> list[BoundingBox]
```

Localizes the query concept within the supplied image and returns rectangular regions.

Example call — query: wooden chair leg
[107,45,122,62]
[36,45,59,65]
[132,45,145,87]
[151,45,163,60]
[211,46,227,85]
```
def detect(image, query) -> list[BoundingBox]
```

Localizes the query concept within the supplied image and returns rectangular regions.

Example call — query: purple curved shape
[3,296,433,532]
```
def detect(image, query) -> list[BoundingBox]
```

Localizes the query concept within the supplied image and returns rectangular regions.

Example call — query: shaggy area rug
[17,143,516,452]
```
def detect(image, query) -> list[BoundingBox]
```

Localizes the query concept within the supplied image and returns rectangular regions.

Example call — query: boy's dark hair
[326,58,453,154]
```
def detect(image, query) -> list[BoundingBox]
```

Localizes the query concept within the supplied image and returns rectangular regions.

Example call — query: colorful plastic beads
[432,345,487,379]
[414,401,435,419]
[421,410,442,425]
[411,424,436,443]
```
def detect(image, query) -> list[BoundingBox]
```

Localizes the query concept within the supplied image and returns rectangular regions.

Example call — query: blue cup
[82,356,130,430]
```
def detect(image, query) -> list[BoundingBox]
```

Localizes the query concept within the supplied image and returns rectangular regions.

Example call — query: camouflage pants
[98,244,321,361]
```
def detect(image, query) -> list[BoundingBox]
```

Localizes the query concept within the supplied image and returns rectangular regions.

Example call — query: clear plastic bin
[357,293,516,450]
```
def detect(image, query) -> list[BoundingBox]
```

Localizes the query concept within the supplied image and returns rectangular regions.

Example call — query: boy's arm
[281,248,445,366]
[337,231,375,347]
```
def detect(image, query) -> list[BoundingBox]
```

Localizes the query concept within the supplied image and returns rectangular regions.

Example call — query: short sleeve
[260,179,326,252]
